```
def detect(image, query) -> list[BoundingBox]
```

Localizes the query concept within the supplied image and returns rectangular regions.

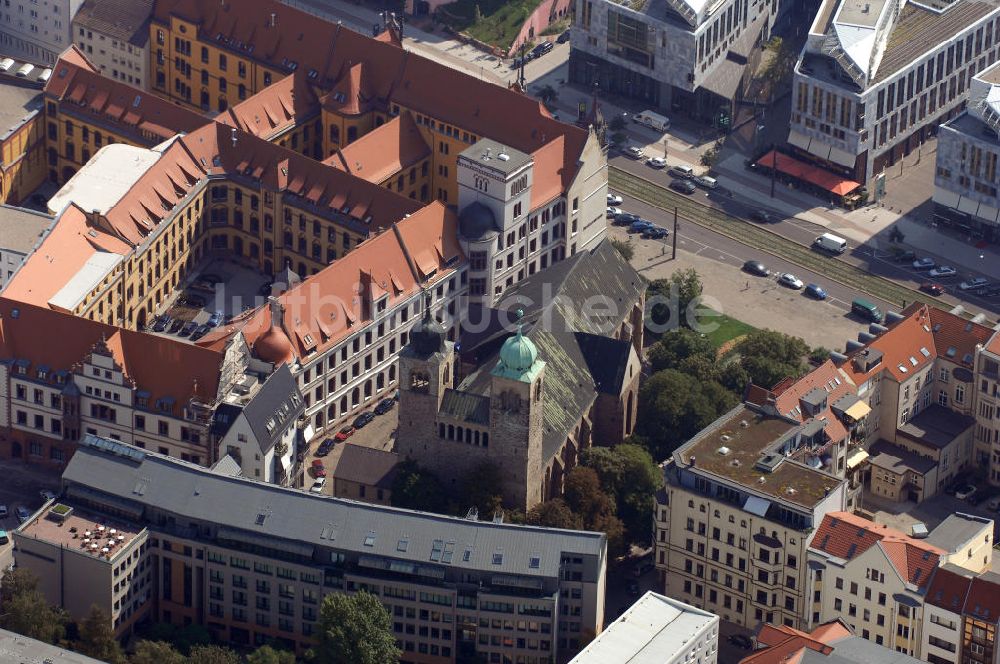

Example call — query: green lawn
[702,310,756,350]
[439,0,543,49]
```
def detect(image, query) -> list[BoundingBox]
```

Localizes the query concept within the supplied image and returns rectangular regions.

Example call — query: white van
[0,58,14,73]
[669,164,694,179]
[632,110,670,132]
[814,232,848,254]
[15,63,34,78]
[309,477,327,494]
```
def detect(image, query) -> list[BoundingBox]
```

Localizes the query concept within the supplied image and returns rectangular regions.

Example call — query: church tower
[489,327,546,508]
[396,305,454,457]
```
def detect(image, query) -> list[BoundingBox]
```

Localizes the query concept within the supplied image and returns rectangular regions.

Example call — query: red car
[311,459,324,468]
[920,282,945,296]
[334,426,355,442]
[310,464,326,478]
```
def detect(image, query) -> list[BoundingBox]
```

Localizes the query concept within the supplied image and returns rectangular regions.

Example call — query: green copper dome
[492,326,541,381]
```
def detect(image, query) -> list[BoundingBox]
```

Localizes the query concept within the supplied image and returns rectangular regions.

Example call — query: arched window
[447,424,455,440]
[329,124,340,142]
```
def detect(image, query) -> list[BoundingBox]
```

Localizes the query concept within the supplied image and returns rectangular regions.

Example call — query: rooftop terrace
[18,502,143,562]
[676,406,843,509]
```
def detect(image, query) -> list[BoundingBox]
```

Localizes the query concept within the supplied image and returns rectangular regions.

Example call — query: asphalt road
[611,154,1000,319]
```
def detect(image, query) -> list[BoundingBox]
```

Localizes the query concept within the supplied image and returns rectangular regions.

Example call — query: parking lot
[148,259,273,341]
[303,402,398,496]
[0,459,63,571]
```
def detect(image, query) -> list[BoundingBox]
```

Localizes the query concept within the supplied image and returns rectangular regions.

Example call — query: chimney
[270,12,277,27]
[268,297,284,332]
[231,127,237,148]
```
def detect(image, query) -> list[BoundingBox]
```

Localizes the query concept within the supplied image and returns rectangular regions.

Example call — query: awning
[933,187,961,209]
[978,203,1000,222]
[756,151,861,196]
[958,196,981,215]
[827,146,857,168]
[744,495,771,517]
[846,449,870,469]
[844,400,871,420]
[788,130,811,150]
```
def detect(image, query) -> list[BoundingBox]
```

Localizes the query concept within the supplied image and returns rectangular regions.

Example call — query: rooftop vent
[757,476,766,484]
[720,435,732,443]
[717,446,731,455]
[740,420,750,428]
[498,151,510,161]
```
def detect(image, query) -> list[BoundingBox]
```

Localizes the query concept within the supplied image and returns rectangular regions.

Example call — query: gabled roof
[925,564,975,612]
[219,70,320,140]
[241,364,304,453]
[965,572,1000,621]
[331,443,399,489]
[742,619,924,664]
[763,359,856,445]
[326,111,430,185]
[45,50,206,143]
[810,512,944,590]
[0,298,223,416]
[73,0,154,47]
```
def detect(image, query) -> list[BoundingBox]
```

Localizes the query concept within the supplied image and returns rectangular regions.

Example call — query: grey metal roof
[926,513,993,553]
[332,443,400,489]
[242,365,304,453]
[63,436,606,579]
[439,389,491,425]
[210,454,242,477]
[459,138,532,176]
[799,634,924,664]
[0,204,53,254]
[0,627,105,663]
[896,404,976,450]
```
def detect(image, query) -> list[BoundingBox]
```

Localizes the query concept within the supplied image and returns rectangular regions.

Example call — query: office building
[14,434,608,661]
[788,0,1000,185]
[934,61,1000,241]
[570,591,718,664]
[568,0,774,123]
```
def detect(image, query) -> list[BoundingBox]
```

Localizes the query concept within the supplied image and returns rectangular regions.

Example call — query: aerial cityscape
[0,0,998,661]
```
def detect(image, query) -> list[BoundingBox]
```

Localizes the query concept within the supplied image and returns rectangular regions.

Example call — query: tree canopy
[0,567,65,645]
[637,369,739,459]
[311,591,401,664]
[525,498,583,530]
[580,444,663,545]
[647,269,703,331]
[460,462,505,518]
[187,645,241,664]
[129,640,187,664]
[245,645,297,664]
[733,329,810,388]
[563,468,625,557]
[78,605,124,663]
[390,460,449,514]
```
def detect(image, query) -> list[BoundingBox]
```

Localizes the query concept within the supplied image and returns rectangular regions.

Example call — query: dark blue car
[804,283,827,300]
[629,220,653,233]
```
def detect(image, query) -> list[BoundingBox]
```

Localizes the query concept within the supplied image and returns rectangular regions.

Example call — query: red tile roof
[326,112,430,184]
[46,49,207,144]
[197,202,462,362]
[811,512,944,589]
[740,621,848,664]
[926,565,974,611]
[0,298,222,417]
[219,71,320,140]
[770,360,855,445]
[987,330,1000,356]
[965,573,1000,621]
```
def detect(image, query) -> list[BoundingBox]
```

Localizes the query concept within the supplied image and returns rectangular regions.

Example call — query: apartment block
[654,403,848,630]
[14,434,608,662]
[978,334,1000,484]
[921,564,1000,664]
[0,0,80,65]
[570,591,719,664]
[806,512,944,654]
[71,0,152,89]
[789,0,1000,185]
[925,513,994,574]
[568,0,774,123]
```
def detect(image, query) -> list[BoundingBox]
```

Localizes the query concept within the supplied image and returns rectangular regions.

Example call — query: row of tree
[0,568,399,664]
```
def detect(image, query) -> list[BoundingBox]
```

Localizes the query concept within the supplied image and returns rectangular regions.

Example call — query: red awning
[757,151,861,196]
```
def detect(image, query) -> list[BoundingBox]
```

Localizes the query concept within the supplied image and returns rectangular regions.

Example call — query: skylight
[909,357,918,366]
[492,552,504,565]
[946,347,957,357]
[397,538,408,552]
[529,556,541,569]
[920,347,930,357]
[363,532,376,547]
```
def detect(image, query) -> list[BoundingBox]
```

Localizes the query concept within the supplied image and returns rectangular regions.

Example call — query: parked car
[374,398,396,415]
[309,477,327,494]
[748,209,772,223]
[729,634,754,649]
[353,412,376,429]
[607,206,622,218]
[15,506,30,523]
[310,464,327,479]
[804,283,827,299]
[607,193,623,205]
[613,212,640,226]
[960,277,990,291]
[912,257,936,270]
[743,260,770,276]
[169,318,185,333]
[629,220,653,233]
[646,156,667,168]
[669,179,696,194]
[694,175,718,189]
[190,323,211,341]
[668,165,694,179]
[981,285,1000,297]
[151,315,171,332]
[0,504,8,518]
[920,282,946,296]
[179,321,198,337]
[955,484,977,501]
[778,273,804,289]
[641,226,669,239]
[531,41,554,57]
[557,29,571,43]
[39,490,56,502]
[625,146,645,159]
[334,427,355,442]
[928,265,957,278]
[207,310,224,327]
[891,250,916,263]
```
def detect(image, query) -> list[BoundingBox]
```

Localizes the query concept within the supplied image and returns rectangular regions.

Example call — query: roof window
[363,532,376,547]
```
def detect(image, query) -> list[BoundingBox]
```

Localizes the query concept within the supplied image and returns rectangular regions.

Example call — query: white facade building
[0,0,83,65]
[571,592,719,664]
